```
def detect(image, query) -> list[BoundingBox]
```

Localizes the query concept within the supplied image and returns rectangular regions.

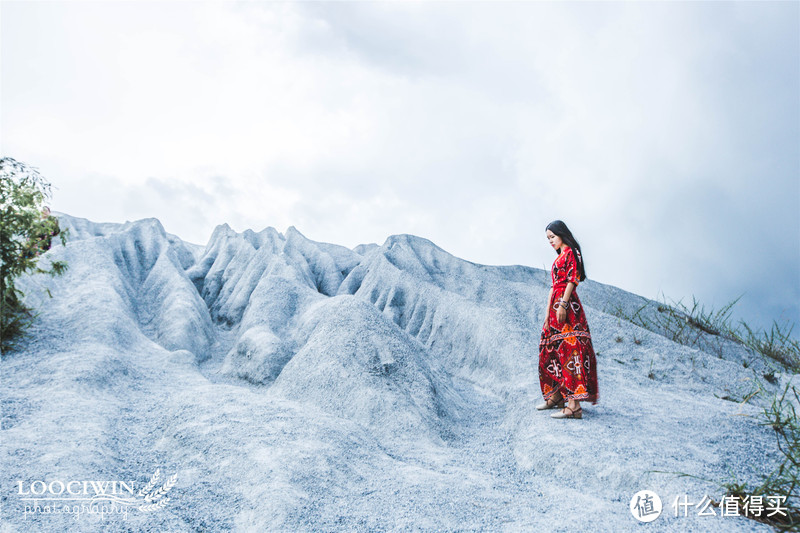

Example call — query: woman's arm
[561,282,576,303]
[556,282,576,323]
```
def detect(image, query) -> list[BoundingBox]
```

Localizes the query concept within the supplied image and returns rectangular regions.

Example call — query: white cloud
[2,0,797,331]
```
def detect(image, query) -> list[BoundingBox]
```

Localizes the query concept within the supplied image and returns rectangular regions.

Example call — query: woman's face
[546,230,563,251]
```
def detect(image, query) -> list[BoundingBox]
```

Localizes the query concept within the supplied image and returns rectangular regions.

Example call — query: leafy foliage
[0,157,69,354]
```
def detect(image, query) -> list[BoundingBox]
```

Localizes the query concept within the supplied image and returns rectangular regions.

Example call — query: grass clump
[720,381,799,530]
[617,292,799,529]
[608,291,799,373]
[652,380,799,530]
[740,321,800,375]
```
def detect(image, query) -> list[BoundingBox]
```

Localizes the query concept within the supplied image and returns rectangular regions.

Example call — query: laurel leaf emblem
[144,472,177,502]
[139,497,170,512]
[137,468,161,498]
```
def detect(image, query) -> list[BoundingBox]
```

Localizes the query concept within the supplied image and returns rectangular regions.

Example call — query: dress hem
[545,389,599,405]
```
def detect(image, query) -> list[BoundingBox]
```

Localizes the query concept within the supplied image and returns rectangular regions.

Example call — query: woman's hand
[556,305,567,324]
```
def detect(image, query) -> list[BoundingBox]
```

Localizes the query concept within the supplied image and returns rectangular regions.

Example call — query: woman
[537,220,599,419]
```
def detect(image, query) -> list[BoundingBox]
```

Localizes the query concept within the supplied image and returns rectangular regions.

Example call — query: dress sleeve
[566,248,580,286]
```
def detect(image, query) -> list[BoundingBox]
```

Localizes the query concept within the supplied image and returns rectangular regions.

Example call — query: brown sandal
[536,395,565,411]
[551,406,583,419]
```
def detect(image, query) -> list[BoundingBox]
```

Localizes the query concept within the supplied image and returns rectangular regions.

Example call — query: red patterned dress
[539,245,599,404]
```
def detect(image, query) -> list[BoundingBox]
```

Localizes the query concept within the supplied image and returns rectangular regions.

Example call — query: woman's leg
[551,395,582,418]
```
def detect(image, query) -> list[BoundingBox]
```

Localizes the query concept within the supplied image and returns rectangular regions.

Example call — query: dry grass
[615,292,799,530]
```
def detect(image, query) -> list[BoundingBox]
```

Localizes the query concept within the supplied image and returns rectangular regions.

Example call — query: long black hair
[546,220,586,282]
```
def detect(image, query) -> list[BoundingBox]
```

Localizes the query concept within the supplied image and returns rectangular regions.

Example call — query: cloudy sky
[2,1,798,334]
